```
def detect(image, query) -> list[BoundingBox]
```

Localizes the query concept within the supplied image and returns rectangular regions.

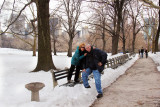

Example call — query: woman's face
[80,46,85,51]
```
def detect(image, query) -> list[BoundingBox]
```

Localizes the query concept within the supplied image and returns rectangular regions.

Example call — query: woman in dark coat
[67,43,87,83]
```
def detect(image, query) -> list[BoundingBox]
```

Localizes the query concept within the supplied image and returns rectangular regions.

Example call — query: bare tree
[6,2,38,56]
[129,0,143,52]
[140,0,160,9]
[141,0,160,52]
[0,0,56,71]
[50,16,61,55]
[102,0,130,55]
[50,5,62,55]
[0,1,32,35]
[141,5,158,52]
[155,0,160,52]
[32,0,56,71]
[86,0,130,54]
[0,0,6,14]
[120,7,129,54]
[87,1,108,51]
[58,0,82,57]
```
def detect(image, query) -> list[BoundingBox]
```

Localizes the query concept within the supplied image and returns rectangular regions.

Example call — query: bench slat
[56,72,75,80]
[54,69,69,74]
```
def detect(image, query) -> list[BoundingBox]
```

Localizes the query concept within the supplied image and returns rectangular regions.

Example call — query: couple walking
[67,43,107,98]
[139,47,148,58]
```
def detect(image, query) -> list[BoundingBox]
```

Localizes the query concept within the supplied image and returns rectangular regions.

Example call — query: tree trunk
[132,21,137,53]
[121,16,126,54]
[33,0,56,72]
[152,39,155,53]
[132,32,136,52]
[155,25,160,52]
[122,38,126,54]
[111,0,123,55]
[53,38,57,55]
[32,33,37,56]
[155,1,160,52]
[67,37,73,57]
[112,34,119,55]
[147,37,150,51]
[102,26,106,51]
[102,37,106,51]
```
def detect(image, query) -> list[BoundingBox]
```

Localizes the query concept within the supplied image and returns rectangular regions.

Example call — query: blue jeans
[82,68,102,94]
[141,53,143,58]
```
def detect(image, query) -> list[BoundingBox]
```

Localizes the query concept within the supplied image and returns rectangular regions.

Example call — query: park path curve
[91,57,160,107]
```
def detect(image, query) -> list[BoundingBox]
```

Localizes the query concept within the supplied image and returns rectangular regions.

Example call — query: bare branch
[140,0,160,9]
[0,1,33,35]
[0,0,6,14]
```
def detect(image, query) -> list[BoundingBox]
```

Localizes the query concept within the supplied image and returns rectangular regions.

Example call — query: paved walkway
[91,57,160,107]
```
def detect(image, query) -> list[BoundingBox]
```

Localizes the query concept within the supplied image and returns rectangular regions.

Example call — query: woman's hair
[79,43,85,49]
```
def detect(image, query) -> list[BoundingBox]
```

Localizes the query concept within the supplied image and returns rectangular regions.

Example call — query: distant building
[144,17,156,40]
[9,14,25,35]
[25,23,32,35]
[50,17,61,37]
[81,26,89,38]
[75,30,81,38]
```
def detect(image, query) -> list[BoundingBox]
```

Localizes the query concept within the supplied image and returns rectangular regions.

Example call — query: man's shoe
[85,85,91,88]
[74,80,80,83]
[68,80,73,83]
[97,93,103,98]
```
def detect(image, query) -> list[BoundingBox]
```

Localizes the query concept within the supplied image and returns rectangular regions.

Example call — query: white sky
[0,0,91,31]
[0,0,158,31]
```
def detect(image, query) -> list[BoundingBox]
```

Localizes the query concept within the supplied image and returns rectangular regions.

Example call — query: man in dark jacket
[82,44,107,98]
[141,47,144,58]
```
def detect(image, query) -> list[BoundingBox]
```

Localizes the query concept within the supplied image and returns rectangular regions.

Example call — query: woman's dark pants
[67,65,81,82]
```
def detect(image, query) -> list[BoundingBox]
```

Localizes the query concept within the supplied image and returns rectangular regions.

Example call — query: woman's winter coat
[71,46,85,66]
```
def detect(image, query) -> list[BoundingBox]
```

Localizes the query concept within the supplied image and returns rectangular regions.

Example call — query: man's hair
[85,44,91,48]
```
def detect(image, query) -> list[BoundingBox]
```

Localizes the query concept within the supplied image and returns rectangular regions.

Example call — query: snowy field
[2,48,159,107]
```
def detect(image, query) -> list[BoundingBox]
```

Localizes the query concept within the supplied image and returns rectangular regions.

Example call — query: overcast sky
[0,0,91,31]
[0,0,158,31]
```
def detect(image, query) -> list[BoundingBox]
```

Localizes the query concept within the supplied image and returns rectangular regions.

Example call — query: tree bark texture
[53,38,57,55]
[33,0,56,72]
[155,0,160,52]
[111,0,124,55]
[67,37,73,57]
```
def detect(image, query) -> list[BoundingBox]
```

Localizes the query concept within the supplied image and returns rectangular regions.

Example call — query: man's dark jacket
[83,47,107,72]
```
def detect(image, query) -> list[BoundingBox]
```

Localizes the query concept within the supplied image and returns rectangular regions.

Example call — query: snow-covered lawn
[0,48,142,107]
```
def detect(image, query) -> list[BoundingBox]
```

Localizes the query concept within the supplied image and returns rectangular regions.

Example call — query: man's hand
[82,69,86,72]
[84,53,87,56]
[98,62,102,66]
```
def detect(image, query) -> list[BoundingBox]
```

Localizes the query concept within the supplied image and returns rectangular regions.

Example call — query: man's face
[85,45,91,52]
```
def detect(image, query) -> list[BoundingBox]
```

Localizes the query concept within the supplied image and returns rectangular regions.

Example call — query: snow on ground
[149,52,160,72]
[0,48,139,107]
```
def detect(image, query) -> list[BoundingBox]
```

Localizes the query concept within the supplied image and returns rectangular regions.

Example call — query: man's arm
[97,49,107,65]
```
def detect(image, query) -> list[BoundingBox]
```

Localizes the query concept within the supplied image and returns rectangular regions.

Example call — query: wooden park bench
[50,59,108,88]
[50,69,77,88]
[50,53,135,88]
[106,54,133,69]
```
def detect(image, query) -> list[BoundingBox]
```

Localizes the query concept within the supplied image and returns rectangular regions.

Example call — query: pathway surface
[91,57,160,107]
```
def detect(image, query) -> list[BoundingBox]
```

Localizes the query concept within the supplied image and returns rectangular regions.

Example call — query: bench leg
[50,70,58,88]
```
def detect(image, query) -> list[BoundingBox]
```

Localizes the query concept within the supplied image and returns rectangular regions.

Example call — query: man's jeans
[82,68,102,94]
[141,53,143,58]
